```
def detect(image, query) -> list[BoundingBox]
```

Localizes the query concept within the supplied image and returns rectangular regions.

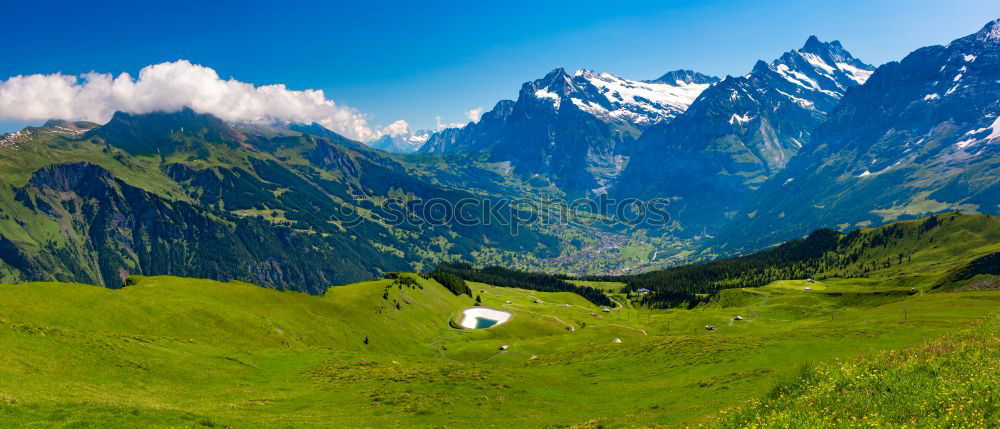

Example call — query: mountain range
[613,35,875,229]
[724,19,1000,250]
[418,67,719,194]
[2,19,1000,289]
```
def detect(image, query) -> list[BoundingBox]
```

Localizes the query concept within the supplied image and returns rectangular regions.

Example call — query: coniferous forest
[432,262,613,306]
[590,215,993,307]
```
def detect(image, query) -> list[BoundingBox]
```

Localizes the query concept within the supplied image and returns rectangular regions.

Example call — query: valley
[4,20,1000,287]
[1,10,1000,428]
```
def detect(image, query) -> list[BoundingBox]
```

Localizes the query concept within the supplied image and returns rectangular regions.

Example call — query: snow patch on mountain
[775,64,820,90]
[534,88,561,108]
[529,68,717,127]
[857,159,905,178]
[956,117,1000,150]
[776,89,816,109]
[575,70,712,125]
[836,63,873,84]
[989,116,1000,140]
[729,113,753,125]
[800,52,836,74]
[977,19,1000,43]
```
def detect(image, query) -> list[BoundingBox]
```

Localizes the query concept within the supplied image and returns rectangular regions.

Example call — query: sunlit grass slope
[719,313,999,428]
[0,260,997,427]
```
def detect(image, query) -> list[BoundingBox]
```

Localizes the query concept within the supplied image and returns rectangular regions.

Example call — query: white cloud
[435,115,466,131]
[465,107,483,122]
[0,60,395,141]
[380,119,410,137]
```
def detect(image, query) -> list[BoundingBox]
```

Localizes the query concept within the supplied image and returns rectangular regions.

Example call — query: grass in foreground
[719,313,1000,428]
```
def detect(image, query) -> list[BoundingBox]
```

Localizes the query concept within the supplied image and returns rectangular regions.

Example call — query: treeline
[590,215,958,308]
[586,228,843,307]
[431,262,612,307]
[426,271,472,297]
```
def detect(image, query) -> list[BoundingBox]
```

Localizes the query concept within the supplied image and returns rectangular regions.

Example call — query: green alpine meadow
[0,214,997,427]
[2,4,1000,428]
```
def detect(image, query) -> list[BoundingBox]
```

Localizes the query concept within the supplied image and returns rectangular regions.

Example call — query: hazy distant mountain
[367,129,432,154]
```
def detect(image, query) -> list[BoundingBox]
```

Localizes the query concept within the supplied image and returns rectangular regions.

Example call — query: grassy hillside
[0,265,997,427]
[719,313,999,427]
[0,113,565,290]
[596,213,1000,307]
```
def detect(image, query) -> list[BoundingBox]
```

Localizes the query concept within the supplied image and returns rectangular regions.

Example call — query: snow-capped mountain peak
[647,69,721,86]
[526,67,719,128]
[613,35,875,204]
[757,36,875,106]
[976,18,1000,43]
[575,69,717,126]
[367,128,432,153]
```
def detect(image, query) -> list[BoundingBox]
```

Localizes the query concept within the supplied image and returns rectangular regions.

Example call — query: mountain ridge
[418,66,718,194]
[0,109,562,288]
[720,18,1000,251]
[612,35,875,230]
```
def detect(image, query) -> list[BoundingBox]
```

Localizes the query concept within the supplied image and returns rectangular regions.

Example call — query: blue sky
[2,0,999,135]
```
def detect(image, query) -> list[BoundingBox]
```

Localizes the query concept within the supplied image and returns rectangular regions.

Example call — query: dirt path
[501,303,576,331]
[601,323,648,336]
[547,315,576,331]
[743,289,770,322]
